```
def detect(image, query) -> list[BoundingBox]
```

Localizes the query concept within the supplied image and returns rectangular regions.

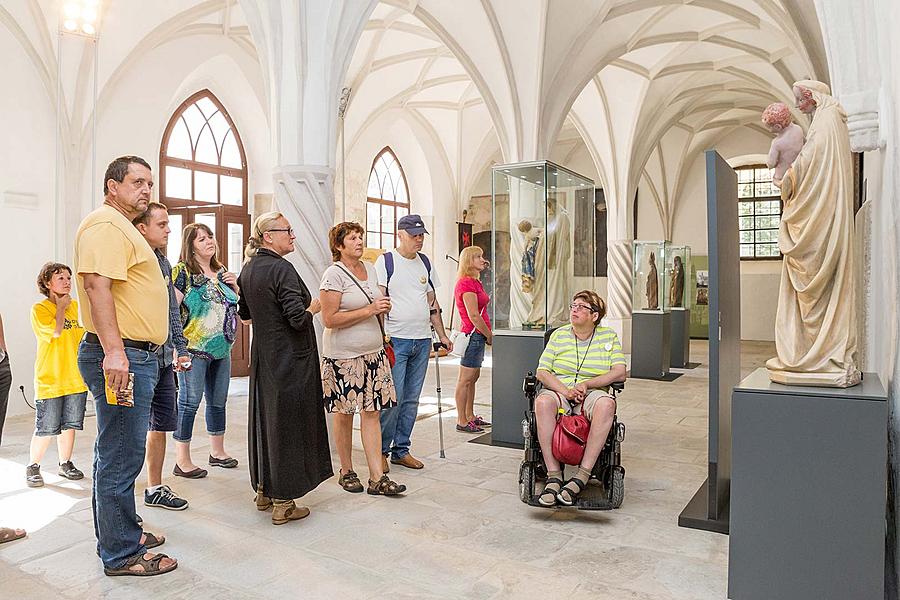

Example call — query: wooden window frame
[159,89,248,216]
[737,165,783,261]
[366,146,410,250]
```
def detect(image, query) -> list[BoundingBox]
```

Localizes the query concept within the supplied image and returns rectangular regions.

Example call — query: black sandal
[104,552,178,577]
[367,474,406,496]
[557,477,587,506]
[338,470,364,493]
[538,477,563,507]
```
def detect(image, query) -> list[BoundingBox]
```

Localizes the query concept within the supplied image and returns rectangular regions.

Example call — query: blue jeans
[174,355,231,442]
[77,341,159,569]
[380,337,431,459]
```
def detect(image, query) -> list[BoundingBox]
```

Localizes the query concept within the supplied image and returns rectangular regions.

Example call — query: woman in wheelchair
[534,290,626,507]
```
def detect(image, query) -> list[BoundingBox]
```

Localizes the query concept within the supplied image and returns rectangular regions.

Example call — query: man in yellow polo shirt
[74,156,177,577]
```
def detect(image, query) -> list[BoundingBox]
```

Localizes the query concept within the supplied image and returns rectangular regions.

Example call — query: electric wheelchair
[517,371,626,510]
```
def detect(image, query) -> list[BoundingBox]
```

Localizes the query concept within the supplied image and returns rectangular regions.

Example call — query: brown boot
[382,454,390,474]
[271,499,310,525]
[254,485,272,512]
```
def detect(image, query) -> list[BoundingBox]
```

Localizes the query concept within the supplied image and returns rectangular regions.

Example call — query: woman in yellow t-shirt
[26,263,88,488]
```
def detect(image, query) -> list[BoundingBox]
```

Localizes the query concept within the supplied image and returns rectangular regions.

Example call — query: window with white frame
[737,166,782,259]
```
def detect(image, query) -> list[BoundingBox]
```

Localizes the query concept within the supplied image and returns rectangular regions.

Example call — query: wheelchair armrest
[610,381,625,393]
[523,371,538,397]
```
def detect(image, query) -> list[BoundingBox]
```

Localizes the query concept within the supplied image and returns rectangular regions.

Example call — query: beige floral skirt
[321,349,397,414]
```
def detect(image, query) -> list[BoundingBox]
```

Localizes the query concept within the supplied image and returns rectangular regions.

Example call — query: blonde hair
[245,211,285,261]
[457,246,483,280]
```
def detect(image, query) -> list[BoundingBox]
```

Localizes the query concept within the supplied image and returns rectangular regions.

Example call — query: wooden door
[166,205,251,377]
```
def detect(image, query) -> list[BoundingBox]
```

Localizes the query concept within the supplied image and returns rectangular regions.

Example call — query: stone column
[605,238,632,352]
[241,0,376,283]
[272,165,335,288]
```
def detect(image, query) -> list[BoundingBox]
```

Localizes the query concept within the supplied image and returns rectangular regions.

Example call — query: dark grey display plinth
[669,308,690,368]
[630,311,671,379]
[728,368,887,600]
[490,329,546,448]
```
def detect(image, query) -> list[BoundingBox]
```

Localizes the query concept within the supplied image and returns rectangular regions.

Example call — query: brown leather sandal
[141,531,165,549]
[338,470,364,493]
[0,527,26,544]
[104,552,178,577]
[367,474,407,496]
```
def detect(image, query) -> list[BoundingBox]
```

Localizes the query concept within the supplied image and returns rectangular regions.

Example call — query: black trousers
[0,355,11,447]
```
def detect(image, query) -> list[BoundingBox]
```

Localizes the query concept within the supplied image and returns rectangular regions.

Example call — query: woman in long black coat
[237,212,333,525]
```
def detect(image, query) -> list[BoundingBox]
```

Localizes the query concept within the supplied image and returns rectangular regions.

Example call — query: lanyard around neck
[573,328,595,381]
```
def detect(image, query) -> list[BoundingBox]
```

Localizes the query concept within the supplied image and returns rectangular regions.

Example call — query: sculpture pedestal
[669,308,690,368]
[490,329,546,448]
[728,368,887,600]
[630,311,671,379]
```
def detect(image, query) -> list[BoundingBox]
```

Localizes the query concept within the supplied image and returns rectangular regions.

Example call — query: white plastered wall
[338,108,458,314]
[638,127,781,341]
[0,26,57,417]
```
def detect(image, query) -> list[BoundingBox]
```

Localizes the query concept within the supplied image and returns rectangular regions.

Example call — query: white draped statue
[765,80,861,388]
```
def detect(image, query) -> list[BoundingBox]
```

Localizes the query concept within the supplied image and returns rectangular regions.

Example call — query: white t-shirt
[374,250,441,339]
[319,262,384,359]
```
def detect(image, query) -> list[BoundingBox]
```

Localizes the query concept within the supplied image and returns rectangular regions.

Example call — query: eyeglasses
[267,228,294,235]
[570,303,595,312]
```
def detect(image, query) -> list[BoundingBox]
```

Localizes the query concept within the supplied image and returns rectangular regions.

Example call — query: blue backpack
[384,251,434,296]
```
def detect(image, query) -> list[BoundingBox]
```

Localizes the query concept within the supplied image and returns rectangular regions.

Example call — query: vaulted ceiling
[2,0,828,239]
[345,0,828,236]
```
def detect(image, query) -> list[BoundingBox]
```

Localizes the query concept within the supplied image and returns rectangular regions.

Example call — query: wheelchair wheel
[610,469,624,508]
[518,462,535,504]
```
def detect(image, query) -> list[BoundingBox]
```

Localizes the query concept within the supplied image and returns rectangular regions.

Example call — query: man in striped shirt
[534,290,626,507]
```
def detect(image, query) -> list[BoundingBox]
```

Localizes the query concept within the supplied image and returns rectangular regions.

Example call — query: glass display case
[632,240,669,312]
[666,245,691,310]
[491,161,595,330]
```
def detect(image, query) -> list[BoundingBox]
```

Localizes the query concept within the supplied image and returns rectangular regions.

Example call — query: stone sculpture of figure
[765,80,861,388]
[518,220,540,293]
[542,199,571,325]
[762,102,805,188]
[669,255,684,308]
[646,251,659,310]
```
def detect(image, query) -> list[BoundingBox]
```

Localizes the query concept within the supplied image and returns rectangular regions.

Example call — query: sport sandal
[538,477,563,507]
[338,470,364,493]
[557,477,587,506]
[104,552,178,577]
[367,474,406,496]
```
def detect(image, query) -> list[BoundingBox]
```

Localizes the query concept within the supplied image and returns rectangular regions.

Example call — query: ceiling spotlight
[82,8,97,23]
[81,22,95,35]
[63,19,78,31]
[64,3,80,18]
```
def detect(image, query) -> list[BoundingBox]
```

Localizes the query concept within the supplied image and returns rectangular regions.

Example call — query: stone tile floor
[0,340,776,599]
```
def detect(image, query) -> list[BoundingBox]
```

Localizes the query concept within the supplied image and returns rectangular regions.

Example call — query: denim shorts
[149,366,177,432]
[35,392,88,436]
[460,331,487,369]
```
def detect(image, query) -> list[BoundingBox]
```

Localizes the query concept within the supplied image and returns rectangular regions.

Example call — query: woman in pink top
[453,246,492,433]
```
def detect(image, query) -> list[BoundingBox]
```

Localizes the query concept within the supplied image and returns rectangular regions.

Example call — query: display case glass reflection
[491,161,594,330]
[666,245,691,310]
[632,240,670,312]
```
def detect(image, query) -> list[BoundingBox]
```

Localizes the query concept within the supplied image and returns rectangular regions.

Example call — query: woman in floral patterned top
[319,222,405,496]
[172,223,240,478]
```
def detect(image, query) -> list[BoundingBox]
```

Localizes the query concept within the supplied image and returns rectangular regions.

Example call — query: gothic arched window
[366,147,410,250]
[159,89,250,275]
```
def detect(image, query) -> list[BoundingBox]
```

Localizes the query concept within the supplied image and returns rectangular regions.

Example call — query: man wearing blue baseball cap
[374,214,452,471]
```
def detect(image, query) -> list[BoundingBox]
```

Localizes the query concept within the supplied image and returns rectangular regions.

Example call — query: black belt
[84,332,161,353]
